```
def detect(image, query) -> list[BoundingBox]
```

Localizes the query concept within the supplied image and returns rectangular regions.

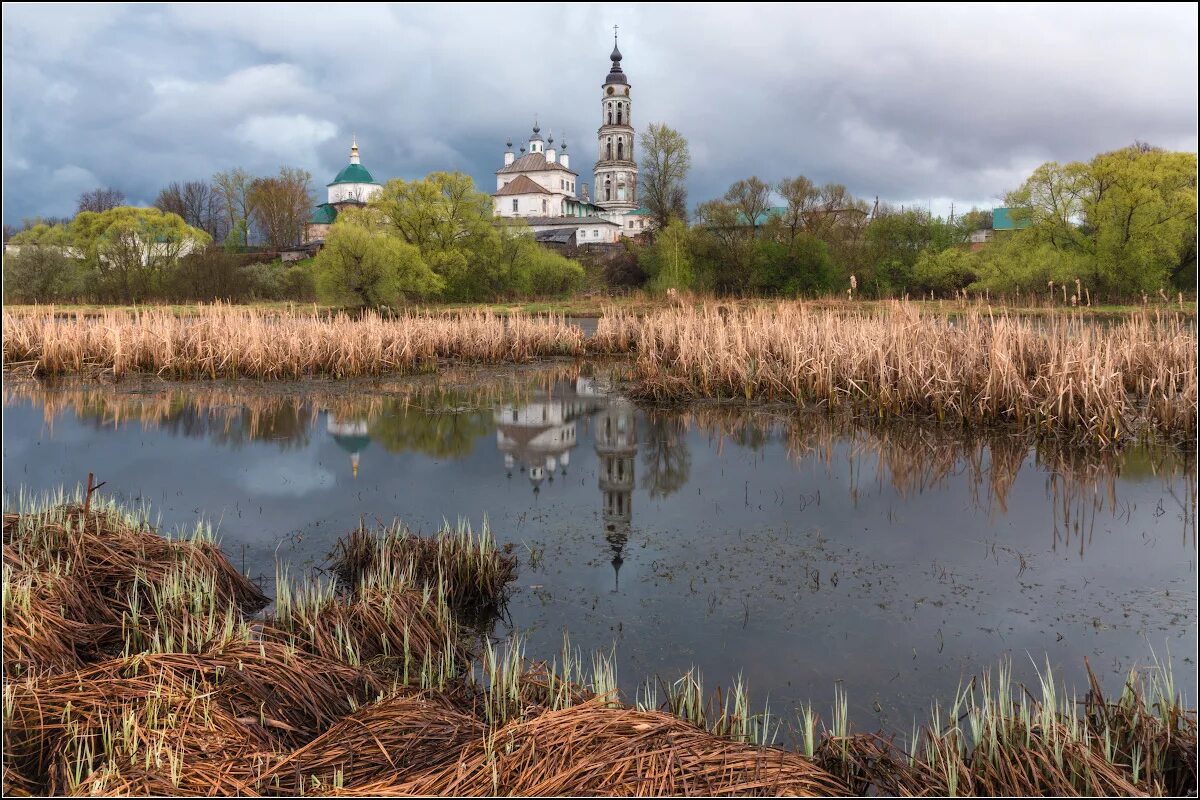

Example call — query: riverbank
[3,294,1195,319]
[3,491,1194,796]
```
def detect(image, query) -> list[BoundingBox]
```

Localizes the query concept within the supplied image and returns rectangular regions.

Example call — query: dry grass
[7,301,1194,445]
[3,305,584,379]
[599,302,1197,444]
[2,491,1194,796]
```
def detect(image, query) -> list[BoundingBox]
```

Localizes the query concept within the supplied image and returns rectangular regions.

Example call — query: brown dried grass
[2,305,584,379]
[394,699,850,796]
[601,303,1197,443]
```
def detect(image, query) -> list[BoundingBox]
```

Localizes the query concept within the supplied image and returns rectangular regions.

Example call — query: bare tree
[639,123,691,231]
[155,180,226,241]
[76,187,126,214]
[248,167,313,250]
[212,168,256,247]
[724,177,772,234]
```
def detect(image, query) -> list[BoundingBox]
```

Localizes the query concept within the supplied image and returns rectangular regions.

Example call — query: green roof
[624,207,652,216]
[735,206,786,226]
[992,207,1031,231]
[328,163,379,186]
[332,433,372,454]
[309,203,337,225]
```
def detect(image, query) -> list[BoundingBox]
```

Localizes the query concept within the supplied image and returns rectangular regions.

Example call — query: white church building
[493,32,653,245]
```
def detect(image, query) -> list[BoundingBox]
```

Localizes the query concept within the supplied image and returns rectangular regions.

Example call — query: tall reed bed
[3,305,585,379]
[600,303,1197,443]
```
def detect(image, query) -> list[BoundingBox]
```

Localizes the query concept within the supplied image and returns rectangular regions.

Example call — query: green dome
[332,433,372,454]
[328,163,379,186]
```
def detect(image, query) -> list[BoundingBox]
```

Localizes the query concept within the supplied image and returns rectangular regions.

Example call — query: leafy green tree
[639,123,691,230]
[369,172,585,300]
[913,247,977,295]
[1000,144,1196,296]
[314,217,442,307]
[753,233,834,296]
[639,218,694,292]
[68,207,210,302]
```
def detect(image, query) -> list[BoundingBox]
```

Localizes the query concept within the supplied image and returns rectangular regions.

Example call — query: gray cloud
[3,2,1196,224]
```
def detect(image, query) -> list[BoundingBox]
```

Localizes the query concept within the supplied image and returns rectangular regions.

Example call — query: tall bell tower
[594,26,637,217]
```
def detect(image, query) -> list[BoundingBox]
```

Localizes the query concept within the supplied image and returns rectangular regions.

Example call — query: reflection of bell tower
[595,397,636,591]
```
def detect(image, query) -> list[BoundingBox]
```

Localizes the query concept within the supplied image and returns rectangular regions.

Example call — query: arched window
[606,138,612,159]
[607,107,612,125]
[616,105,623,125]
[618,183,626,201]
[604,179,612,201]
[617,140,623,160]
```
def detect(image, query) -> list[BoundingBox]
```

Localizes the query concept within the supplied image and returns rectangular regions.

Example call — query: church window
[618,184,626,201]
[616,105,623,125]
[617,140,623,160]
[604,180,611,201]
[606,138,612,160]
[607,86,614,95]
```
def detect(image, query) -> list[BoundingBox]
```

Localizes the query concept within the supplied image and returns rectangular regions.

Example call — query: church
[492,31,653,245]
[305,32,652,249]
[304,136,382,244]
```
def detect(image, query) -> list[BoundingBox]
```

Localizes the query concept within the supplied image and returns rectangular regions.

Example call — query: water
[3,365,1195,731]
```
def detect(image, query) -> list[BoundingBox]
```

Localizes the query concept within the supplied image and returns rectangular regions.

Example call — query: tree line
[633,130,1196,300]
[4,168,586,305]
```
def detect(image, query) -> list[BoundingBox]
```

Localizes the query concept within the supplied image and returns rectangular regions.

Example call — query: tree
[753,233,834,296]
[69,207,211,303]
[639,123,691,230]
[313,217,443,307]
[212,168,256,248]
[369,172,584,301]
[249,167,313,250]
[639,218,694,292]
[154,180,226,242]
[4,223,82,302]
[1000,144,1197,296]
[913,247,976,295]
[76,187,126,214]
[724,177,772,233]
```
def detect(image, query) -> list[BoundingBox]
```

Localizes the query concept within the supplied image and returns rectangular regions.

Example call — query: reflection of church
[326,412,370,478]
[497,378,639,591]
[494,386,601,492]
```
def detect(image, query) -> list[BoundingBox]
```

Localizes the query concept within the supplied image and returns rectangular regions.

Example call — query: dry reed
[3,306,584,379]
[599,302,1197,444]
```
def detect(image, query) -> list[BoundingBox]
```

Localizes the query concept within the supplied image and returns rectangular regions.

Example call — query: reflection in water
[4,369,1195,732]
[6,373,1195,555]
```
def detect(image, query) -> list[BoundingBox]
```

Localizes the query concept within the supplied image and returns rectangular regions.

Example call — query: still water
[3,364,1195,730]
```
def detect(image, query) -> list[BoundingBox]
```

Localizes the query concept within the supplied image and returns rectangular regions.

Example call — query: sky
[2,2,1197,225]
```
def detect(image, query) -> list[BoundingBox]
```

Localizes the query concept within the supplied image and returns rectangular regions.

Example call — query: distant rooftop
[992,207,1032,231]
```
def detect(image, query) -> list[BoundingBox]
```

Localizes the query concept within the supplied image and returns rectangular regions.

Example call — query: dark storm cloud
[3,2,1196,224]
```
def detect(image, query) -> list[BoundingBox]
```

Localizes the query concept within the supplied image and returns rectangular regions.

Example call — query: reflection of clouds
[239,451,334,497]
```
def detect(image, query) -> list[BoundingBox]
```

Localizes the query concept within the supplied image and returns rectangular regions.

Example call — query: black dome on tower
[605,32,628,86]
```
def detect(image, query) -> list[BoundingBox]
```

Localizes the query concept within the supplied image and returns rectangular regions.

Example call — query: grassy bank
[5,302,1194,444]
[3,293,1195,319]
[2,491,1194,796]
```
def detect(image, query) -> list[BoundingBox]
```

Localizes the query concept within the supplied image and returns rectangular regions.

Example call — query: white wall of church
[328,183,381,204]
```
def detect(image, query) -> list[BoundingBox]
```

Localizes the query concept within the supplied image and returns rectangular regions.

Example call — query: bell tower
[594,26,637,217]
